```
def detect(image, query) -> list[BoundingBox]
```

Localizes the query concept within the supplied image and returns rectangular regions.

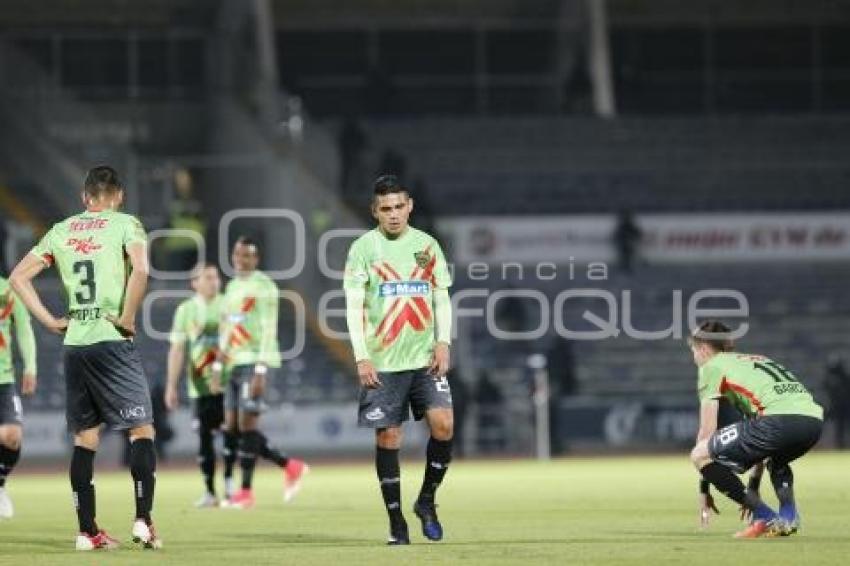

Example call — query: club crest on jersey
[66,236,102,255]
[414,250,431,269]
[379,281,430,298]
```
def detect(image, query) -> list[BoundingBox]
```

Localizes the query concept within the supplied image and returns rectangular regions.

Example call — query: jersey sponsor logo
[66,236,103,255]
[365,407,385,421]
[372,248,438,347]
[120,405,147,420]
[70,218,109,232]
[378,281,430,298]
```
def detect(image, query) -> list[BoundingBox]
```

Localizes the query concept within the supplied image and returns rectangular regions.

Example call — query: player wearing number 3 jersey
[688,321,822,539]
[10,166,161,550]
[344,175,454,545]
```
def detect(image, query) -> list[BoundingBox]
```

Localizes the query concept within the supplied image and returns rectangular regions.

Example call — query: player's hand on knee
[21,373,37,396]
[428,342,450,377]
[357,360,380,389]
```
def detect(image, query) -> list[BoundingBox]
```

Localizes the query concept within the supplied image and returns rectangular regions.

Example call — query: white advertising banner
[639,212,850,262]
[437,215,616,264]
[439,213,850,264]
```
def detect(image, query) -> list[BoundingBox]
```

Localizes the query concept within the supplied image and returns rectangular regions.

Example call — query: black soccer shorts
[0,384,23,426]
[708,414,822,474]
[223,364,270,414]
[64,340,154,432]
[358,367,453,428]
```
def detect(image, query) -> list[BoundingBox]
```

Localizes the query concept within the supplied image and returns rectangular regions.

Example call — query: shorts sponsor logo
[365,407,385,421]
[378,281,430,298]
[120,405,147,420]
[66,236,102,255]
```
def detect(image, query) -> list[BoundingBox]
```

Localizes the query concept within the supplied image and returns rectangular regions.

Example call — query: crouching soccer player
[0,275,37,519]
[688,321,823,538]
[344,175,454,545]
[11,166,161,550]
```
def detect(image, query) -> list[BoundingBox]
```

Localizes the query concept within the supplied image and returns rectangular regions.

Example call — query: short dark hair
[234,235,260,252]
[373,174,407,197]
[190,261,218,280]
[84,165,122,198]
[689,320,735,352]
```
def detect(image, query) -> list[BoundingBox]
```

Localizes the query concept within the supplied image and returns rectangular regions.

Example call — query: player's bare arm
[694,399,720,526]
[105,241,148,336]
[428,286,452,378]
[9,254,68,334]
[165,341,186,411]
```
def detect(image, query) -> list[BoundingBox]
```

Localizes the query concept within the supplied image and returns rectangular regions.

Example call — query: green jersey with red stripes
[0,277,37,385]
[698,352,823,419]
[29,209,147,346]
[221,270,280,368]
[169,294,228,398]
[344,226,452,372]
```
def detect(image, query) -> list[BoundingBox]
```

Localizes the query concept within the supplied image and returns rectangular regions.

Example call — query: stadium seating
[361,116,850,213]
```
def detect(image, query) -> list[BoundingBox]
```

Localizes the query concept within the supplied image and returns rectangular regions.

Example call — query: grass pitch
[1,452,849,565]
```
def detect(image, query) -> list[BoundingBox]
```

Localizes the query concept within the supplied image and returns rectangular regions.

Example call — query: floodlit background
[1,0,849,464]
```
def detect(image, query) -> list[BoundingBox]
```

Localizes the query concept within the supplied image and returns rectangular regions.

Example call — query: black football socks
[0,444,21,488]
[701,461,774,521]
[223,430,239,486]
[258,432,289,468]
[198,427,216,495]
[70,446,97,536]
[239,430,261,490]
[418,437,452,504]
[376,447,404,524]
[129,438,156,524]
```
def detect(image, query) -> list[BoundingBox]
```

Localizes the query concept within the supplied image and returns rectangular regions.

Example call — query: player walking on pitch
[217,236,308,508]
[344,175,454,545]
[688,321,823,538]
[10,166,161,550]
[0,274,37,519]
[164,262,233,507]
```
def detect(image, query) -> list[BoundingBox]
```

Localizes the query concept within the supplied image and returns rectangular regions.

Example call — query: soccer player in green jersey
[344,175,454,545]
[0,275,37,520]
[217,236,308,508]
[688,321,823,539]
[164,262,234,507]
[10,166,161,550]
